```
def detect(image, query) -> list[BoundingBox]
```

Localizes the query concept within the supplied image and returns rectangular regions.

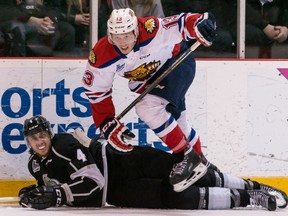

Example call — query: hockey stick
[0,196,19,202]
[116,41,201,120]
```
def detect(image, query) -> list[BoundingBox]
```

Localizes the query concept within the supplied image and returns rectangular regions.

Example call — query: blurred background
[0,0,287,58]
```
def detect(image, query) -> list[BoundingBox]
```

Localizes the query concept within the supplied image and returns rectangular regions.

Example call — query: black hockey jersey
[28,133,105,207]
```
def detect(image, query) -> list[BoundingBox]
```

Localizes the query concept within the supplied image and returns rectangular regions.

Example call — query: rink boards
[0,59,287,198]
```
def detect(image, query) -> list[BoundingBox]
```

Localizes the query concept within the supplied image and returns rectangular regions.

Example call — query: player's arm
[158,12,216,47]
[83,55,135,152]
[61,142,105,202]
[82,57,116,128]
[180,12,217,47]
[18,154,46,207]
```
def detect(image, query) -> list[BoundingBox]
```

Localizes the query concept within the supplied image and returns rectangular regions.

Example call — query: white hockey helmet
[107,8,138,35]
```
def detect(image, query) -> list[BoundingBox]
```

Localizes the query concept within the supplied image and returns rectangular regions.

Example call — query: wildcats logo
[144,18,156,33]
[124,60,160,81]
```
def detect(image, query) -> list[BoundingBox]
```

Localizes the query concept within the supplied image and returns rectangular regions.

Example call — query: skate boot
[259,183,288,208]
[248,190,277,211]
[169,146,207,192]
[200,153,220,172]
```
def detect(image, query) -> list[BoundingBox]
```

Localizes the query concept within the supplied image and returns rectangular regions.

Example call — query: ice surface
[0,204,287,216]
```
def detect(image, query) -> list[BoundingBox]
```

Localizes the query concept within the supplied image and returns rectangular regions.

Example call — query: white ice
[0,204,287,216]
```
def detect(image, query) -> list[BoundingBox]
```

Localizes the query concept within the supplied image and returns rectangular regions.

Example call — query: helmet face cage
[107,8,138,36]
[23,115,53,138]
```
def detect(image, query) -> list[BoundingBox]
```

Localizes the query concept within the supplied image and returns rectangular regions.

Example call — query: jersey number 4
[77,149,87,162]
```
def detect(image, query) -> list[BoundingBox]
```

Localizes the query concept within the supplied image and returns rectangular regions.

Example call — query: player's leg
[110,145,175,179]
[136,53,207,192]
[107,178,164,208]
[195,169,288,209]
[135,94,207,192]
[176,110,220,172]
[161,181,276,211]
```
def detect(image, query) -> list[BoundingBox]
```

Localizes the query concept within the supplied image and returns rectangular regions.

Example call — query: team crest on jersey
[124,60,160,81]
[144,18,156,33]
[89,50,96,64]
[43,174,61,186]
[32,160,40,173]
[116,63,125,72]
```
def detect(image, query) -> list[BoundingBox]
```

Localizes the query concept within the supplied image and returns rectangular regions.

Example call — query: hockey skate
[169,147,208,192]
[199,153,220,172]
[259,183,288,208]
[248,190,277,211]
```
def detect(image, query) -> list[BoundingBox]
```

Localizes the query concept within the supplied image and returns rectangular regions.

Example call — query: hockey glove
[19,185,66,210]
[18,184,37,207]
[194,12,216,47]
[101,117,135,152]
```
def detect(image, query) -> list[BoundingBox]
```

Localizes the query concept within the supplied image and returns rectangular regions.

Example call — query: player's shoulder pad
[137,16,159,46]
[88,36,122,68]
[52,133,83,154]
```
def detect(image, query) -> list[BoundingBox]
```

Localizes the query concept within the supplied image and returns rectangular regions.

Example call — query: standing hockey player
[82,8,218,192]
[19,115,288,210]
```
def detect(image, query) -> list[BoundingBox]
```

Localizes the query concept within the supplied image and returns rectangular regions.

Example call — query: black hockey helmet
[23,115,52,137]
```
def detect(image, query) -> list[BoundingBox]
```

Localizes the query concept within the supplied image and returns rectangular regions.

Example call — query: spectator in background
[162,0,288,57]
[109,0,165,17]
[60,0,90,50]
[246,0,288,58]
[60,0,110,56]
[98,0,110,39]
[0,23,25,56]
[161,0,235,53]
[246,0,288,44]
[0,0,76,57]
[221,0,288,57]
[0,28,7,56]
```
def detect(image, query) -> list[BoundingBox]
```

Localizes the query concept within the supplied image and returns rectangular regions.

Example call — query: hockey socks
[192,137,202,155]
[159,124,188,154]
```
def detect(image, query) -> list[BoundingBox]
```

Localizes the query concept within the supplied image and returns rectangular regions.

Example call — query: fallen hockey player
[18,115,288,211]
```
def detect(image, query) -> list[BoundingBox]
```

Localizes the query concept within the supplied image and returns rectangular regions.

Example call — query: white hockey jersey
[82,13,203,127]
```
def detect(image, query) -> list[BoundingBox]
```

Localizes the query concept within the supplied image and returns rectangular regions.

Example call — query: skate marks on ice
[248,152,288,163]
[0,205,287,216]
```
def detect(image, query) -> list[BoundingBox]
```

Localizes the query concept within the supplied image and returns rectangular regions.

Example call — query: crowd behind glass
[0,0,287,58]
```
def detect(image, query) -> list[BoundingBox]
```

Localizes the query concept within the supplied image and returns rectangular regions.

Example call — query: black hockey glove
[194,12,216,47]
[101,117,135,152]
[19,185,66,210]
[18,184,37,207]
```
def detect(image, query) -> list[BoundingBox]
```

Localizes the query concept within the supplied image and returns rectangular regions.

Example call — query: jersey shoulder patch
[137,16,159,46]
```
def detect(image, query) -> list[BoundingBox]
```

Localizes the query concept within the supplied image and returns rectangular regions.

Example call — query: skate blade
[173,162,208,192]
